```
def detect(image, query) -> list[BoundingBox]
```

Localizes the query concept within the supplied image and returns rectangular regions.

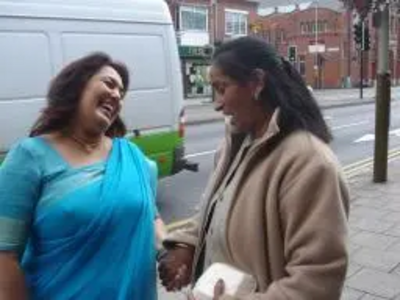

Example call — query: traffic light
[353,22,362,48]
[288,46,297,62]
[363,26,370,51]
[354,22,371,51]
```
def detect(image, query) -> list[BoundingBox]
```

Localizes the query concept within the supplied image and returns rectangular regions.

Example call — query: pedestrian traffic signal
[353,22,362,47]
[288,46,297,62]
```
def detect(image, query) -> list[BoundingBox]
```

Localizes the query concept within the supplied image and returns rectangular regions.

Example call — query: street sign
[327,47,340,52]
[308,44,325,53]
[179,46,213,58]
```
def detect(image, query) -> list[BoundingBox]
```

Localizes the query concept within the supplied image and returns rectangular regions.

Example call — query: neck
[251,113,271,140]
[63,127,104,151]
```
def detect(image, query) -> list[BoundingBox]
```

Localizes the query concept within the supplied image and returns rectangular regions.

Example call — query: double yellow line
[166,147,400,231]
[343,147,400,179]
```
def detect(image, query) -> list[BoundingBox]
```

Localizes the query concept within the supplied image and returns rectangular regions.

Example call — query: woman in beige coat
[158,37,349,300]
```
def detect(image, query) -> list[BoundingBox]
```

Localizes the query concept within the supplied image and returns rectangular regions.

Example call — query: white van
[0,0,197,177]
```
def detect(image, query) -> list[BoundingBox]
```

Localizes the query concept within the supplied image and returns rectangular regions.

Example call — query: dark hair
[30,52,130,138]
[212,36,332,143]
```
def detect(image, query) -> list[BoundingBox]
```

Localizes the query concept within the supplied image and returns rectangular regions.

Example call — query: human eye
[103,78,116,89]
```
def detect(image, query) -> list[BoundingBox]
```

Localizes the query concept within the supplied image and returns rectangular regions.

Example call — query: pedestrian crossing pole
[373,4,391,183]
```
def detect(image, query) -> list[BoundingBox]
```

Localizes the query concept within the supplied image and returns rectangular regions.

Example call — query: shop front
[179,45,213,99]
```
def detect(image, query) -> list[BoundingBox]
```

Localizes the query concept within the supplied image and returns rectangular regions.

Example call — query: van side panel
[0,0,186,177]
[0,30,52,151]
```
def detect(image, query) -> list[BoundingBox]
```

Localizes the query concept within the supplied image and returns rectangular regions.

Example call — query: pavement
[184,87,397,126]
[158,156,400,300]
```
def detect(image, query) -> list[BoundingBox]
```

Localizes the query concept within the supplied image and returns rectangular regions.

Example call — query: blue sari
[0,137,157,299]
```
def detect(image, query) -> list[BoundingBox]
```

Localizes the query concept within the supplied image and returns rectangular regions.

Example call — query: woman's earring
[253,91,260,101]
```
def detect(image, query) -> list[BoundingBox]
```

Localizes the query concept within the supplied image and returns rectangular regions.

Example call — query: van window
[0,32,52,100]
[61,33,167,91]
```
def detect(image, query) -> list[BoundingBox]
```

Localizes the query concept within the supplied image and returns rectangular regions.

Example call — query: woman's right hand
[158,245,195,292]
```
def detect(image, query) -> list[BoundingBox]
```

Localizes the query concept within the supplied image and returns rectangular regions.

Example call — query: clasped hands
[158,245,225,300]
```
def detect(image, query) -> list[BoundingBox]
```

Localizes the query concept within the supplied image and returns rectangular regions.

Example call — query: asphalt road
[157,100,400,225]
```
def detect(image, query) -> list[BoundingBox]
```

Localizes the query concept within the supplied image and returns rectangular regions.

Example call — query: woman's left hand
[187,279,225,300]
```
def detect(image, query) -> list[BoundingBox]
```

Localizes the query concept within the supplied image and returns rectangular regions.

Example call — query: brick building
[253,1,400,89]
[166,0,259,98]
[253,4,349,88]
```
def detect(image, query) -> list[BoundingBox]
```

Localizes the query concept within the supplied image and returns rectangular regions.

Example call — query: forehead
[95,66,123,85]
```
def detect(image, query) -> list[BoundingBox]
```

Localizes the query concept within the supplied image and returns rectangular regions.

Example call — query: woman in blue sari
[0,53,158,299]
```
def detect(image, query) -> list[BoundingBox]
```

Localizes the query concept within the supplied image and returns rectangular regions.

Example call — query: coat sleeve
[221,152,350,300]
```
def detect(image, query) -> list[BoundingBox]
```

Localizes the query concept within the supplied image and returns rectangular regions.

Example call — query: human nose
[110,88,121,101]
[214,95,224,112]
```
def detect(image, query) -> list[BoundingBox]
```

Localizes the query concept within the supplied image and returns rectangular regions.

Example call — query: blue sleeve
[0,141,42,253]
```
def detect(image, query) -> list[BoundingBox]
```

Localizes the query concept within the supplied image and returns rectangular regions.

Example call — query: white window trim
[224,9,248,36]
[179,5,209,32]
[224,8,249,15]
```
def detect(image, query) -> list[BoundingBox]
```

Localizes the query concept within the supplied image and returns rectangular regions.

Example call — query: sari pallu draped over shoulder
[22,138,157,300]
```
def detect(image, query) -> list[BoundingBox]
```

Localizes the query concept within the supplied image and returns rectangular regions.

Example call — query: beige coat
[167,112,349,300]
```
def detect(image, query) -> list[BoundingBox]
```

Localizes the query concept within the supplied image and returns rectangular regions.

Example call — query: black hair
[30,52,129,138]
[212,36,332,143]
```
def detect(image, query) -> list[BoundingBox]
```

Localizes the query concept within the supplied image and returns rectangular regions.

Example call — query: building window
[265,30,271,42]
[307,22,313,33]
[179,5,208,32]
[225,9,248,36]
[279,29,286,42]
[301,22,307,35]
[307,20,329,34]
[299,55,306,76]
[323,20,329,32]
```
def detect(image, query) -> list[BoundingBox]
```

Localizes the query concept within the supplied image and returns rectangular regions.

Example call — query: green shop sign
[179,46,213,58]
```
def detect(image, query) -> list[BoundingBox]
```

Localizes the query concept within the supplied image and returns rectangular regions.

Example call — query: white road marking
[185,149,217,159]
[354,134,375,143]
[354,127,400,143]
[332,121,369,130]
[390,128,400,137]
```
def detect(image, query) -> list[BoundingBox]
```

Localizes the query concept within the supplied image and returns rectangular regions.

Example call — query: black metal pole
[360,21,365,99]
[360,50,364,99]
[373,6,391,183]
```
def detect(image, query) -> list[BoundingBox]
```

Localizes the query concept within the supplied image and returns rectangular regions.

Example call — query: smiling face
[210,65,266,134]
[76,66,125,134]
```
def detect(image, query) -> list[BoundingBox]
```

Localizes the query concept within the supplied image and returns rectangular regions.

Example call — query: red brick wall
[254,8,347,88]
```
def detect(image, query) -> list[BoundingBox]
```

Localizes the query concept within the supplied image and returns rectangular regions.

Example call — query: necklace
[68,134,103,153]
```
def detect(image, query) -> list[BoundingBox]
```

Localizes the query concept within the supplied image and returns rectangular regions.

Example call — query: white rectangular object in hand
[192,263,257,300]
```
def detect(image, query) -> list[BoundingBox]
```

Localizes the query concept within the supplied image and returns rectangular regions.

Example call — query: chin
[92,118,112,135]
[226,121,245,134]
